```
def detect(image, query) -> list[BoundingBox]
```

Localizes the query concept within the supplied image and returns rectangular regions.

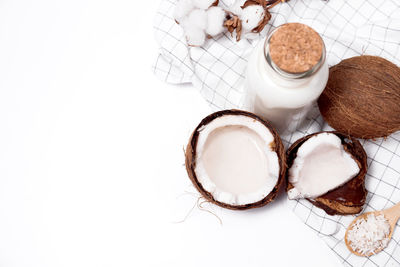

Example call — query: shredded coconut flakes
[347,213,391,256]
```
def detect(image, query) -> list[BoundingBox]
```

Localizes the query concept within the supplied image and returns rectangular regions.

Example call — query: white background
[0,0,342,266]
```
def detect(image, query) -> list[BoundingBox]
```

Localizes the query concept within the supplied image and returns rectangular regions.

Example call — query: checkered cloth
[153,0,400,266]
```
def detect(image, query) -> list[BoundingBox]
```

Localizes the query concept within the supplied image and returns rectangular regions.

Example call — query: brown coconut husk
[286,131,368,215]
[318,56,400,139]
[185,109,286,210]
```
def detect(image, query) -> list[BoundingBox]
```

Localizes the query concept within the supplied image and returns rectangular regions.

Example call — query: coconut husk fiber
[185,109,286,210]
[286,131,368,215]
[318,56,400,139]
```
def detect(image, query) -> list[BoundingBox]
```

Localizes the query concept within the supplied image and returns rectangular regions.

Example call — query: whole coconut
[318,56,400,139]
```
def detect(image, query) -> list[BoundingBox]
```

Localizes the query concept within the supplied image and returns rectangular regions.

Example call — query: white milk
[245,24,329,134]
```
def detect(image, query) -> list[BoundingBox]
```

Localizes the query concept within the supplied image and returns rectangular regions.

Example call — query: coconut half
[286,132,368,215]
[287,133,360,199]
[185,110,286,210]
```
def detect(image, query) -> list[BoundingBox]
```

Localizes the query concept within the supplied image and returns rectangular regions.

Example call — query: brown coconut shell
[286,131,368,215]
[318,56,400,139]
[185,109,286,210]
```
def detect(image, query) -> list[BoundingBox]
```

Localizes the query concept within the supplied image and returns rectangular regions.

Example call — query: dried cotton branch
[174,0,287,46]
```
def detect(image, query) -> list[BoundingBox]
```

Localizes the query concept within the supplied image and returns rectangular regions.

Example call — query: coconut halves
[185,110,286,210]
[286,132,368,215]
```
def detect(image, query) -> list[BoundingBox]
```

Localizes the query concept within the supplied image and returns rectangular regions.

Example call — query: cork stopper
[269,23,323,74]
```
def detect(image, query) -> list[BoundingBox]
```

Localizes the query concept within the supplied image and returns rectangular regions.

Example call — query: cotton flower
[187,9,208,30]
[206,6,225,36]
[241,5,265,32]
[173,0,194,22]
[192,0,217,10]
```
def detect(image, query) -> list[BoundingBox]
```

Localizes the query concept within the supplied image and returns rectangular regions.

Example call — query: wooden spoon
[345,203,400,257]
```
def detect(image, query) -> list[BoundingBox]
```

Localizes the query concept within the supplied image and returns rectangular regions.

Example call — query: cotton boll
[183,23,206,46]
[229,0,246,16]
[206,6,225,36]
[186,29,206,46]
[241,5,264,32]
[173,0,194,22]
[192,0,216,10]
[187,9,208,30]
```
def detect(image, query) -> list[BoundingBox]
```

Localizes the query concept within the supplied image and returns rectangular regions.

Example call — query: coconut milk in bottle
[245,23,329,134]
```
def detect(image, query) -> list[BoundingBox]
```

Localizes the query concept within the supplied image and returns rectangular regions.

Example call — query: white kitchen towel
[153,0,400,266]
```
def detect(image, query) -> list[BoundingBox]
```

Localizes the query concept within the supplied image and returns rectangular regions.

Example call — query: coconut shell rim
[185,109,286,210]
[285,131,368,215]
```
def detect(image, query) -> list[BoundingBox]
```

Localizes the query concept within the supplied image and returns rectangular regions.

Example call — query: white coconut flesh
[194,115,280,206]
[288,133,360,200]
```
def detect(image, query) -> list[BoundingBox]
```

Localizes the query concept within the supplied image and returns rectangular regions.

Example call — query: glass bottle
[245,23,329,135]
